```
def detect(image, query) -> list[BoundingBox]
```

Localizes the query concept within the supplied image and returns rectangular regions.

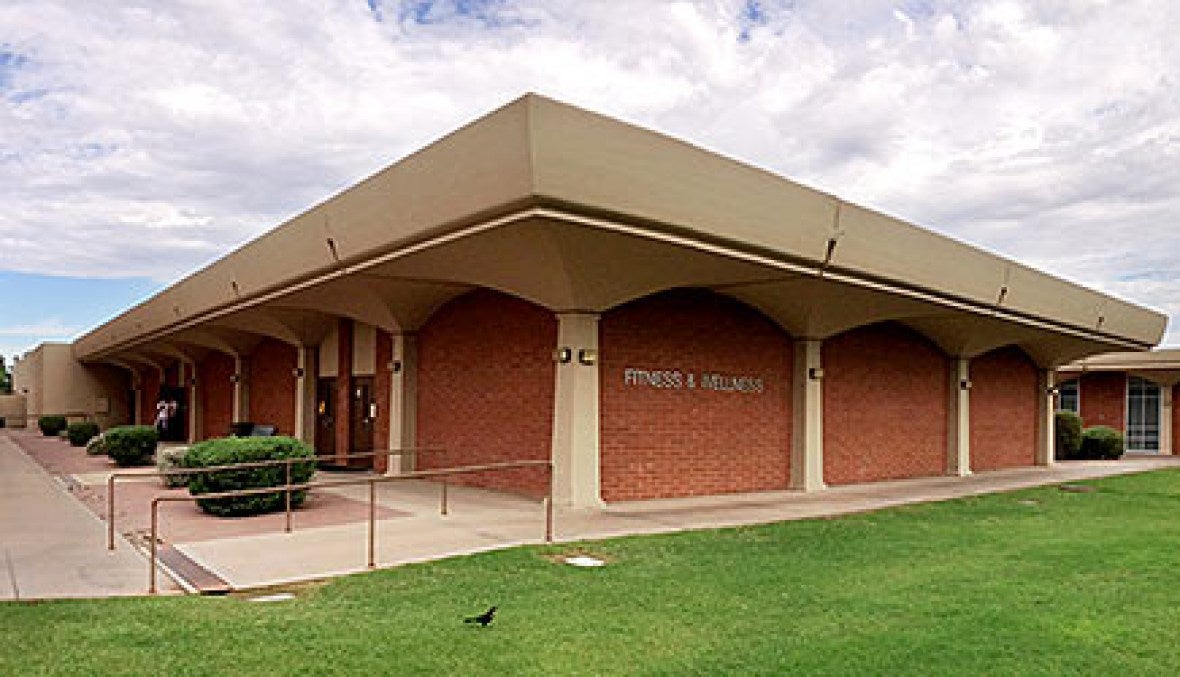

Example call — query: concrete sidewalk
[177,455,1180,591]
[4,422,1178,597]
[0,433,177,600]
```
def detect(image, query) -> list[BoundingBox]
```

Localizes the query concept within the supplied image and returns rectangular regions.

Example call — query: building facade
[13,95,1167,505]
[1056,350,1180,455]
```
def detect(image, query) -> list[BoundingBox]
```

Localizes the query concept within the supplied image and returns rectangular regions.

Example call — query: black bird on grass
[464,605,497,627]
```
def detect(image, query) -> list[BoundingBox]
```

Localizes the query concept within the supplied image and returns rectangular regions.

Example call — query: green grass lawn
[5,470,1180,675]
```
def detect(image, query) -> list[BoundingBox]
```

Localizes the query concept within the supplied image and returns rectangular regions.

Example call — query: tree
[0,355,10,395]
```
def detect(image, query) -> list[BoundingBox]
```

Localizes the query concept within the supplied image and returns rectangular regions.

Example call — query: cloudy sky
[1,0,1178,360]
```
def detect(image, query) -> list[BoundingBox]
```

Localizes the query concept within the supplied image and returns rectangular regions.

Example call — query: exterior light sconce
[388,360,402,374]
[229,373,241,384]
[553,347,573,364]
[577,349,598,366]
[292,367,305,378]
[188,377,197,387]
[808,367,825,380]
[1046,385,1060,396]
[959,379,972,391]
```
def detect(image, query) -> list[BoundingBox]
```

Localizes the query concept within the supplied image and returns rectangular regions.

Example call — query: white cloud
[1,0,1179,340]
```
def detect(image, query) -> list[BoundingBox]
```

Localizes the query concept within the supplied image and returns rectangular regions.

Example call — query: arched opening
[416,289,557,495]
[970,346,1038,471]
[823,322,948,485]
[599,288,792,501]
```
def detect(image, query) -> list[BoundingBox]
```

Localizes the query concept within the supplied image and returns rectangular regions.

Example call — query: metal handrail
[147,459,554,593]
[107,446,445,550]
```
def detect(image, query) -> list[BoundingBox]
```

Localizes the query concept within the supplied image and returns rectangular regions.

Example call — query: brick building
[1056,350,1180,455]
[13,94,1166,506]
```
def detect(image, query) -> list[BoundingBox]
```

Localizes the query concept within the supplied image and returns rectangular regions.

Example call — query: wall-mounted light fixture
[808,367,825,380]
[577,349,598,366]
[553,347,573,364]
[959,379,972,391]
[292,367,305,378]
[1047,385,1061,396]
[388,360,402,374]
[229,373,241,384]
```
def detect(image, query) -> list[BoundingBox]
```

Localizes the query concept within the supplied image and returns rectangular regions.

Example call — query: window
[1126,376,1161,452]
[1057,379,1079,414]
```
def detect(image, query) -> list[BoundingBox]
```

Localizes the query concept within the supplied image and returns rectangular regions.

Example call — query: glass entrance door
[1126,376,1161,452]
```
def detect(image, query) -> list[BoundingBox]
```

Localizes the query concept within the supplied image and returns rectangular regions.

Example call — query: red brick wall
[970,347,1037,471]
[1079,372,1125,431]
[198,352,235,440]
[417,289,556,495]
[139,369,161,424]
[823,322,948,485]
[1174,385,1180,455]
[249,338,297,436]
[600,290,792,501]
[373,330,393,473]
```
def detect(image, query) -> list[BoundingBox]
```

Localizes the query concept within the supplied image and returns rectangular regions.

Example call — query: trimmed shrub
[182,436,316,517]
[38,415,67,437]
[104,425,159,467]
[157,446,191,489]
[66,421,100,447]
[1080,426,1125,460]
[85,432,109,456]
[1055,411,1083,460]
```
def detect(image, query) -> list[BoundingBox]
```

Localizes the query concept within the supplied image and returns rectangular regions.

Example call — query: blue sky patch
[0,46,29,90]
[0,271,160,360]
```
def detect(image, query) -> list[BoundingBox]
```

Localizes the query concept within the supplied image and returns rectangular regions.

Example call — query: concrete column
[132,385,141,426]
[550,312,601,508]
[1036,368,1056,466]
[1161,384,1173,455]
[790,339,825,491]
[294,347,317,444]
[232,355,250,423]
[387,333,418,474]
[947,357,971,476]
[185,360,201,443]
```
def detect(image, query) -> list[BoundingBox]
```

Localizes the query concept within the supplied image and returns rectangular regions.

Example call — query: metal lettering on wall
[623,368,765,394]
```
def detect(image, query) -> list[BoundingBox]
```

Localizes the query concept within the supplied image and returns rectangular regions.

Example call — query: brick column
[387,333,418,474]
[1036,368,1055,466]
[790,339,825,490]
[334,319,354,466]
[551,312,601,508]
[947,357,971,476]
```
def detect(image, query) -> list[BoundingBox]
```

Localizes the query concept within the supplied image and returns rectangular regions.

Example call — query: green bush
[85,432,109,456]
[104,425,158,467]
[181,436,316,517]
[66,421,100,447]
[1055,411,1083,460]
[1080,426,1125,460]
[38,415,67,437]
[157,446,191,489]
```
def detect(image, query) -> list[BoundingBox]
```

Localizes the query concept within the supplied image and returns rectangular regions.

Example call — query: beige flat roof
[73,94,1166,365]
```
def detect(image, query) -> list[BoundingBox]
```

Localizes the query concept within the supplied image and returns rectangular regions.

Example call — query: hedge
[104,426,158,467]
[66,421,100,447]
[38,415,67,437]
[181,436,316,517]
[1055,411,1083,460]
[1080,426,1125,460]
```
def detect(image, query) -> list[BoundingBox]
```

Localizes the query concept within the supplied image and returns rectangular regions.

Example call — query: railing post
[284,460,293,533]
[107,474,116,550]
[149,499,159,595]
[441,477,448,516]
[368,480,376,569]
